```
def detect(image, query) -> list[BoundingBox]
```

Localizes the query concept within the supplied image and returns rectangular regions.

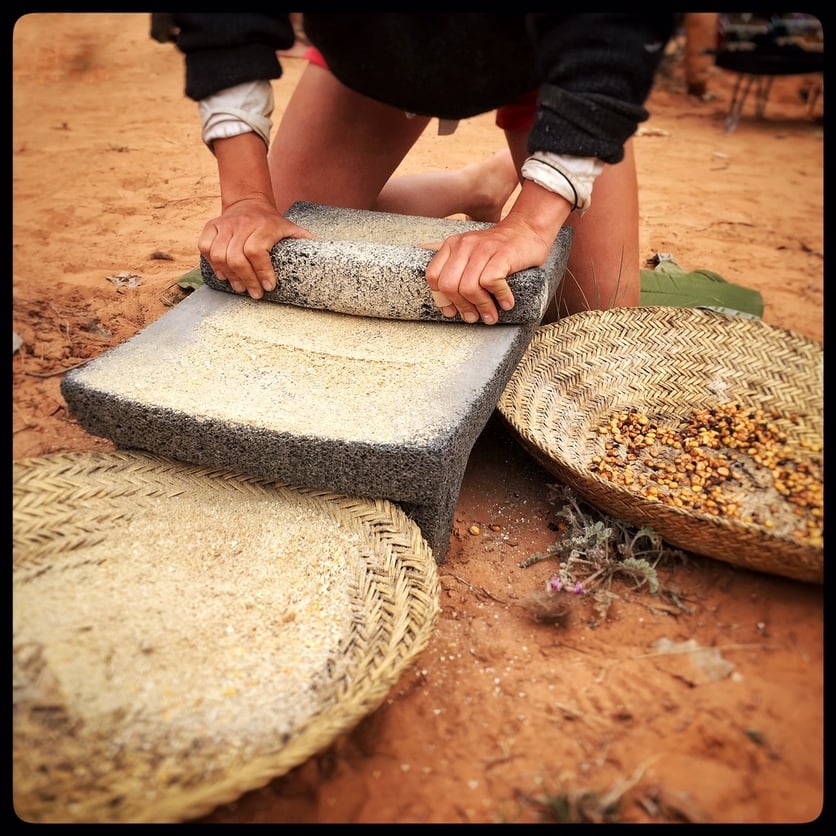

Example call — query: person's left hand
[423,217,551,324]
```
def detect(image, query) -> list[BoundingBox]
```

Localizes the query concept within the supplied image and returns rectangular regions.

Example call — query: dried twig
[22,359,90,378]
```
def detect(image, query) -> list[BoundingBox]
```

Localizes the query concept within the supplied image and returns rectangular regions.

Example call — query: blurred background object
[712,13,824,132]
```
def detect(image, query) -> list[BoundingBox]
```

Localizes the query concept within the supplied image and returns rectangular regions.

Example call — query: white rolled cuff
[199,79,274,151]
[521,152,604,213]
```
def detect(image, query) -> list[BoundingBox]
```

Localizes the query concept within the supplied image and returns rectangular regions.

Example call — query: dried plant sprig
[520,483,689,618]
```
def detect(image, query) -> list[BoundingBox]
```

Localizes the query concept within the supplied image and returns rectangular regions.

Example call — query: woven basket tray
[13,451,440,823]
[498,307,823,584]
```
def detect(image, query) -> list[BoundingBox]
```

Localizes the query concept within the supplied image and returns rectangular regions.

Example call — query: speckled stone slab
[201,201,564,324]
[62,204,571,561]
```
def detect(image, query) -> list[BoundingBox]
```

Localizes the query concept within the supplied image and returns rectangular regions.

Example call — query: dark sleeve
[169,13,296,101]
[525,14,676,163]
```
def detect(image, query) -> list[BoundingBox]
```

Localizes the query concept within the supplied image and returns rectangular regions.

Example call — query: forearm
[213,133,276,211]
[503,179,573,246]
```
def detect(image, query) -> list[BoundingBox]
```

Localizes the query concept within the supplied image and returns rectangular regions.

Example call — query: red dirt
[13,14,823,824]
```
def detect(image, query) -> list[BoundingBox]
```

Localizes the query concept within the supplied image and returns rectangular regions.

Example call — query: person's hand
[198,195,314,299]
[424,216,551,325]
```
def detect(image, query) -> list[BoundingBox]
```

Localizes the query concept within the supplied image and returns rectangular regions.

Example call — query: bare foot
[373,148,520,222]
[463,149,520,223]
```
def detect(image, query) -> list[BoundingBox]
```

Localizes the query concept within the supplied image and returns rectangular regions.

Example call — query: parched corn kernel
[587,403,823,546]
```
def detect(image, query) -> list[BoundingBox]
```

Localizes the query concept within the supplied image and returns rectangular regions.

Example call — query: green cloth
[176,266,205,291]
[639,259,763,319]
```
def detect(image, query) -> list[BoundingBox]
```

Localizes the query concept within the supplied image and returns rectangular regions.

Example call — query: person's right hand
[198,195,314,300]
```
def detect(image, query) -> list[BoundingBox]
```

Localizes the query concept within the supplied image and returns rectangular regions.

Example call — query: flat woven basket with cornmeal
[497,306,822,584]
[13,451,440,824]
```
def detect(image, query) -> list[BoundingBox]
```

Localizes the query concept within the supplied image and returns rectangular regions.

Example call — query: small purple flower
[574,581,585,595]
[548,576,562,592]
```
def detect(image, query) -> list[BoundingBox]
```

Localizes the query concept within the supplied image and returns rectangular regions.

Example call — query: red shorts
[303,45,328,69]
[494,89,538,132]
[303,46,537,133]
